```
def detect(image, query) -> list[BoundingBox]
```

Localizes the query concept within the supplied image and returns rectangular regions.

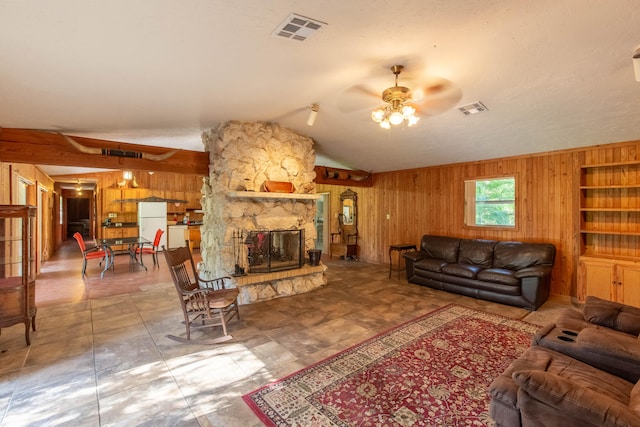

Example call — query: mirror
[342,199,354,225]
[339,189,357,228]
[330,188,359,261]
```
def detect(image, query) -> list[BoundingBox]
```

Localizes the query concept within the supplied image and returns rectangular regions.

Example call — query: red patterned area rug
[243,304,539,426]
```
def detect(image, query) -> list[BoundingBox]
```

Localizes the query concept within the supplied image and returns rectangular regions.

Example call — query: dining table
[96,236,151,278]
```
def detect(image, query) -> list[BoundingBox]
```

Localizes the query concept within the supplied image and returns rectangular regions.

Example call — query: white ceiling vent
[271,13,327,41]
[458,101,489,115]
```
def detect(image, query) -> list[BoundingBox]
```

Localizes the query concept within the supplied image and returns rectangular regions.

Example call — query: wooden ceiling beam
[0,128,210,175]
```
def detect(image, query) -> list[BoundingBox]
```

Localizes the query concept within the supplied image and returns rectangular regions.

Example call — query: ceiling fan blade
[412,77,452,101]
[337,84,381,113]
[419,90,463,116]
[412,77,463,116]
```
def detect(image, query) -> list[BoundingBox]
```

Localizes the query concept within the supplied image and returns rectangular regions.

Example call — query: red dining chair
[72,232,108,277]
[136,229,164,267]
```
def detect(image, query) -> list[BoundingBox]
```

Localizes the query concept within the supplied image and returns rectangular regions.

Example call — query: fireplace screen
[245,229,304,273]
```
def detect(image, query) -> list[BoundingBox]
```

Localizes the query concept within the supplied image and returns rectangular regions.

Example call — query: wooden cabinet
[578,256,640,307]
[102,226,139,252]
[166,191,187,214]
[102,189,124,214]
[186,191,201,210]
[185,226,201,250]
[0,205,37,345]
[122,189,148,213]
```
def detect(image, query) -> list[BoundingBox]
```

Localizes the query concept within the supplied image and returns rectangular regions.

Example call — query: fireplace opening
[245,229,304,273]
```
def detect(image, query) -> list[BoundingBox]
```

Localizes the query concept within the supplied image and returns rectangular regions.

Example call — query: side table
[389,244,417,279]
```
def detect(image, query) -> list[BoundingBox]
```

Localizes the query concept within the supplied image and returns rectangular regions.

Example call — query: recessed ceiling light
[271,13,327,41]
[458,101,489,115]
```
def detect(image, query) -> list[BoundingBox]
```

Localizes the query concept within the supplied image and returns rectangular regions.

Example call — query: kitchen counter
[185,227,201,250]
[103,222,138,228]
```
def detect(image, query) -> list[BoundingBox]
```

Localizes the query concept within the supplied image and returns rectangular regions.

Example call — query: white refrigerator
[138,202,167,249]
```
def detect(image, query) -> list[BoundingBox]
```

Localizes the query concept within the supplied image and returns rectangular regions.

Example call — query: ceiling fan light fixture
[402,105,416,117]
[372,65,420,129]
[372,109,385,122]
[389,111,404,125]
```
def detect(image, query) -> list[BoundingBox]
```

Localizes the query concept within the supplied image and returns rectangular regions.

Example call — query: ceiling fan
[371,65,420,128]
[341,64,462,128]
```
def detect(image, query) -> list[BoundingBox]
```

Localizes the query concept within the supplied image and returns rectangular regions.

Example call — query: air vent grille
[458,101,489,115]
[272,13,327,41]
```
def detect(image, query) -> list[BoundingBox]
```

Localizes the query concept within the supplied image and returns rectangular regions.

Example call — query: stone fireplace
[198,121,327,304]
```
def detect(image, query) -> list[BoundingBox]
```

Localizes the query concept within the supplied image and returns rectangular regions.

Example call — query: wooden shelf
[579,160,640,259]
[580,208,640,212]
[581,160,640,168]
[581,184,640,189]
[580,253,640,262]
[226,191,320,200]
[581,230,640,236]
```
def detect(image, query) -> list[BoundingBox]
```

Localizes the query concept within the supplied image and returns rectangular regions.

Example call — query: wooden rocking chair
[163,245,240,344]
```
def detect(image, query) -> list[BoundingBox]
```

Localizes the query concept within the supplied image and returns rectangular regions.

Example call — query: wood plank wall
[63,170,204,191]
[318,140,640,299]
[0,162,56,266]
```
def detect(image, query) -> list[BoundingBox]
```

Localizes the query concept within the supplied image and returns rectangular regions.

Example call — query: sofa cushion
[583,296,640,336]
[441,263,482,279]
[458,239,496,267]
[493,241,556,270]
[421,235,460,263]
[477,268,519,286]
[513,369,639,426]
[414,257,448,273]
[630,380,640,415]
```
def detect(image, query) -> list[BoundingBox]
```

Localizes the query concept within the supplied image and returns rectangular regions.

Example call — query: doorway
[314,193,330,253]
[66,198,91,238]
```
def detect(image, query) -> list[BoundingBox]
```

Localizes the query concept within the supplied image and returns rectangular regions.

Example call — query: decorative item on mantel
[314,166,373,187]
[262,181,295,193]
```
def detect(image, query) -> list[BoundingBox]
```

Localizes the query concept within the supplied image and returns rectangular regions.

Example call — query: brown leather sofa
[489,296,640,427]
[403,235,556,310]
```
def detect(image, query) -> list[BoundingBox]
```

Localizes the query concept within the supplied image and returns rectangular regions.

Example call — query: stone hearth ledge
[227,191,320,200]
[232,263,328,304]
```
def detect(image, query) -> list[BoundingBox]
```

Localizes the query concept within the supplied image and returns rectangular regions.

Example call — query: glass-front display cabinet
[0,205,37,345]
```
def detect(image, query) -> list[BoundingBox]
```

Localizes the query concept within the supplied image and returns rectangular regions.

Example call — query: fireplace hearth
[245,229,304,273]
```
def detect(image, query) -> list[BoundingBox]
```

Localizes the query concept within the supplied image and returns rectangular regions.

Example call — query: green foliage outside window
[475,178,515,226]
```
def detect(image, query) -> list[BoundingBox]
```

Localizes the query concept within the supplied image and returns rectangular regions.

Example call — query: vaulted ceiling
[1,1,639,175]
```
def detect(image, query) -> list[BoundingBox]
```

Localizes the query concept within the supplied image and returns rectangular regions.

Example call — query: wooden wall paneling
[0,163,10,204]
[318,146,606,300]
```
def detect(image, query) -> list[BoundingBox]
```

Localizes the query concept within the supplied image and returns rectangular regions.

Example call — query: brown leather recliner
[534,296,640,382]
[489,296,640,426]
[489,346,640,427]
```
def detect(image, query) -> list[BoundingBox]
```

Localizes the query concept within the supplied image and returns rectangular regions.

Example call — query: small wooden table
[97,236,151,277]
[389,244,417,279]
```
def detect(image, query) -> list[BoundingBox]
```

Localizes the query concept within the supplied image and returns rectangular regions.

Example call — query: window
[464,177,516,227]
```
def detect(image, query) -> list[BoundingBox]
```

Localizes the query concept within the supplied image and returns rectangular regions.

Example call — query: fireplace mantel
[226,191,320,201]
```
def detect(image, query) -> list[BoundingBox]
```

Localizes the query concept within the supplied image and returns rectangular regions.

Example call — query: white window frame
[464,176,517,229]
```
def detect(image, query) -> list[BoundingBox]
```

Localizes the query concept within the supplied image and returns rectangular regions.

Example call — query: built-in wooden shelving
[579,160,640,258]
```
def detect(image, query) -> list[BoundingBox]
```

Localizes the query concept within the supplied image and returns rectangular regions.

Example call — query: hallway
[0,241,572,426]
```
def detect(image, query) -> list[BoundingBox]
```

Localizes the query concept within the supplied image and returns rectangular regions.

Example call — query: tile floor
[0,241,575,426]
